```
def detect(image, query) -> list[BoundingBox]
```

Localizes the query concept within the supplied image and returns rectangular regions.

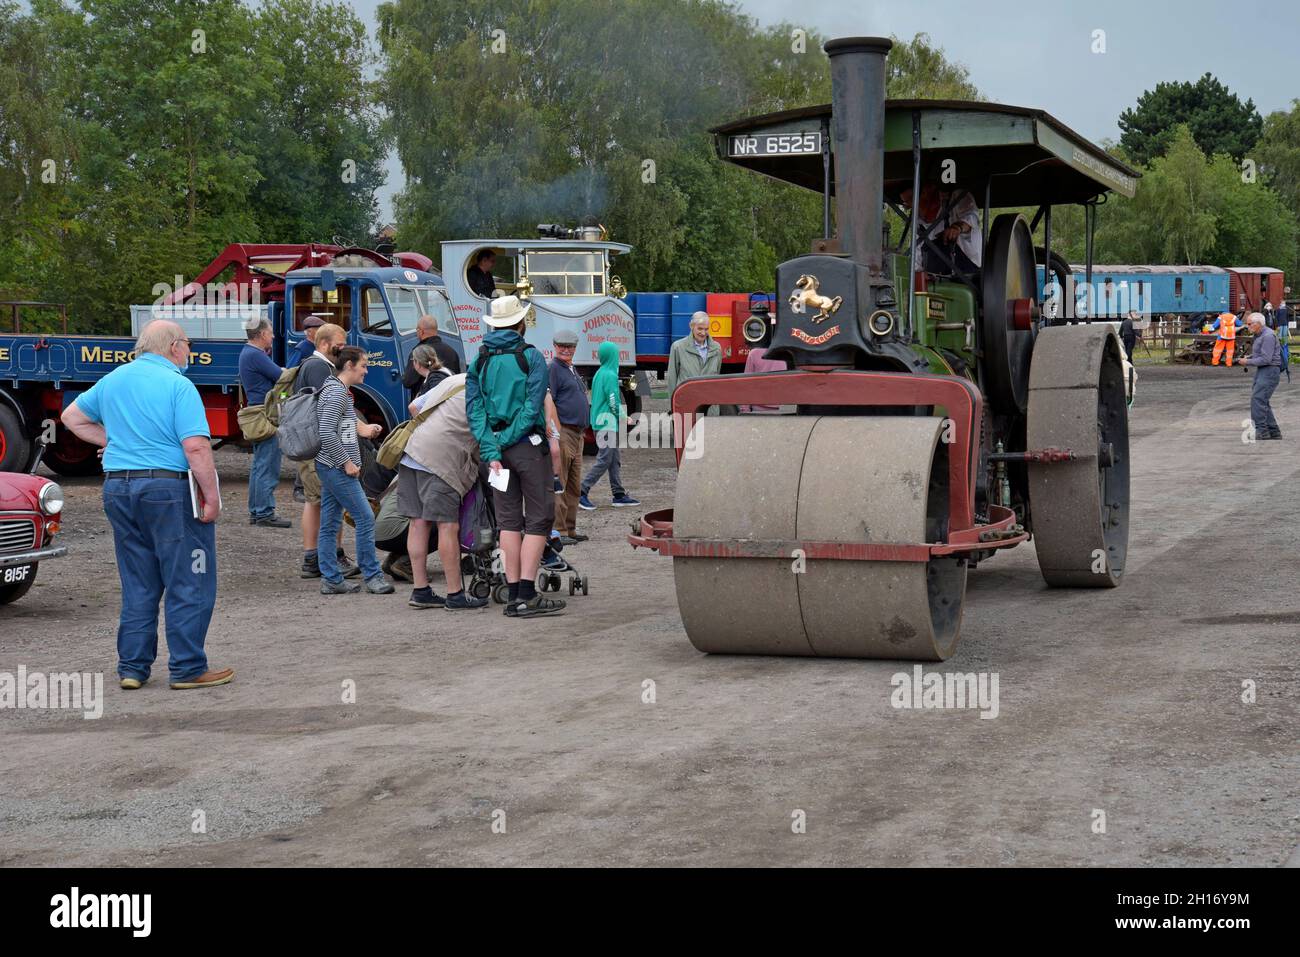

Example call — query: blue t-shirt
[238,343,281,405]
[75,353,210,472]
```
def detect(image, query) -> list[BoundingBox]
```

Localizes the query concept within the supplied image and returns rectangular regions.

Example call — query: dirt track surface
[1,365,1297,866]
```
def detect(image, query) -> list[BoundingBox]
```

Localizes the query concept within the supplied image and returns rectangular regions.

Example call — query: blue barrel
[635,292,672,356]
[670,292,707,342]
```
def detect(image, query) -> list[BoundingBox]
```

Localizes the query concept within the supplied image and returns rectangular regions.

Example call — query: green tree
[378,0,980,291]
[1118,74,1262,166]
[1255,101,1300,280]
[250,0,388,245]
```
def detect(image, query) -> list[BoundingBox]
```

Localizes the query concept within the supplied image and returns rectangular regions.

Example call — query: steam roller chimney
[824,36,892,271]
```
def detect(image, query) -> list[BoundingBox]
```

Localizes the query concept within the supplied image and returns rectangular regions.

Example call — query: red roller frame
[628,369,1029,561]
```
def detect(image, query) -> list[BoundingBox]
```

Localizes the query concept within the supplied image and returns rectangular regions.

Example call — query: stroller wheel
[491,582,510,604]
[460,555,477,578]
[536,572,551,593]
[580,575,589,596]
[548,572,561,591]
[568,575,577,596]
[469,579,490,601]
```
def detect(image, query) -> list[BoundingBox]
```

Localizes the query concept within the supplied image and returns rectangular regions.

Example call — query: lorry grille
[0,518,37,554]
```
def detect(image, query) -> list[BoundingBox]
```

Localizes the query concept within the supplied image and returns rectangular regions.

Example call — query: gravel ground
[0,365,1296,866]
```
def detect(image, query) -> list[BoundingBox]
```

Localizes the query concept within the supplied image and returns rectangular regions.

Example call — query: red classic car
[0,467,66,604]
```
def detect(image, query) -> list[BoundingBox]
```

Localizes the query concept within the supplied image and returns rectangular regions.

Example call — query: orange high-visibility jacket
[1216,313,1237,340]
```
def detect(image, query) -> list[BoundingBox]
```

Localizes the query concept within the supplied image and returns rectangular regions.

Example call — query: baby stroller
[459,473,590,602]
[538,531,589,597]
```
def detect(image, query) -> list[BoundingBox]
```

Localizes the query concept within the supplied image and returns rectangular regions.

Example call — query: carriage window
[293,283,350,330]
[524,251,606,296]
[1174,278,1183,297]
[1198,280,1205,295]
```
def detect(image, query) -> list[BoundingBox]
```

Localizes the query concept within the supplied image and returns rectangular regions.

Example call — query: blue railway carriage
[1036,264,1230,326]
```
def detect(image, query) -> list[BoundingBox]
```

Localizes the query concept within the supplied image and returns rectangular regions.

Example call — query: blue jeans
[1251,365,1281,436]
[316,462,381,583]
[248,434,282,519]
[581,437,625,498]
[103,477,216,682]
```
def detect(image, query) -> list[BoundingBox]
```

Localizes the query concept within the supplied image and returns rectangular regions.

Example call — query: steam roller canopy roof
[711,100,1140,207]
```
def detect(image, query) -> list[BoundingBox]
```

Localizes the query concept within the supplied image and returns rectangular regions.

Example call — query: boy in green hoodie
[466,296,565,617]
[578,340,641,510]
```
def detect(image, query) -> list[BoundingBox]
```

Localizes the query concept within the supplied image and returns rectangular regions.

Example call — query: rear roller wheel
[1027,324,1130,586]
[673,416,967,660]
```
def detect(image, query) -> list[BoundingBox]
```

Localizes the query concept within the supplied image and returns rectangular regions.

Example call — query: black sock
[447,589,463,599]
[507,581,520,602]
[518,580,537,601]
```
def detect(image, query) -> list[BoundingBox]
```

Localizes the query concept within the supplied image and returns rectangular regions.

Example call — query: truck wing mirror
[320,269,336,293]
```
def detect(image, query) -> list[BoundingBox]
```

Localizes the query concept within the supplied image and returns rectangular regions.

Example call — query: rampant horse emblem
[787,274,843,323]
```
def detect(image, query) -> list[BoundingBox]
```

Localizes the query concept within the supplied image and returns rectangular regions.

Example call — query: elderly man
[402,315,461,398]
[667,311,722,395]
[61,320,234,691]
[238,317,289,528]
[1240,312,1284,440]
[547,328,589,543]
[288,314,327,368]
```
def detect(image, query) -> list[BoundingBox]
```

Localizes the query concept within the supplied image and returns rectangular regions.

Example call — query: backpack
[473,340,535,378]
[278,387,325,461]
[375,382,467,470]
[264,364,302,426]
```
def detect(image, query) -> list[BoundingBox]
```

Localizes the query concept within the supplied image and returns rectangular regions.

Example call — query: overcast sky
[352,0,1298,222]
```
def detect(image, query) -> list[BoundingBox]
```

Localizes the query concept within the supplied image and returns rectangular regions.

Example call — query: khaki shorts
[397,464,460,523]
[296,458,322,505]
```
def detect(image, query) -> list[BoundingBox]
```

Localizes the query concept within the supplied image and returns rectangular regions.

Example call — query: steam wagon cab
[632,36,1139,662]
[440,232,637,378]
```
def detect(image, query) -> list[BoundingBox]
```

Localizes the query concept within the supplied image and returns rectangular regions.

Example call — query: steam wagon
[630,36,1138,661]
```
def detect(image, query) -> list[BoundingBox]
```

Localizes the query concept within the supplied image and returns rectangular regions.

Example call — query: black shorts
[493,438,555,536]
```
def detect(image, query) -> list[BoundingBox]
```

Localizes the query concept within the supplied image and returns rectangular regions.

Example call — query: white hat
[483,294,531,328]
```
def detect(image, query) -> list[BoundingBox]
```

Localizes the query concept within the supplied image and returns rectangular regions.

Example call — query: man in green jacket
[466,295,565,618]
[666,311,722,394]
[578,341,641,511]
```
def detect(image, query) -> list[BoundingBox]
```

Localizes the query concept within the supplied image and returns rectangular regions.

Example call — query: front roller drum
[1027,324,1130,587]
[672,416,967,660]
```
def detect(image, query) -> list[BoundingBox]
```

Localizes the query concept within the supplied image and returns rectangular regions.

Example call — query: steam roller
[630,35,1137,660]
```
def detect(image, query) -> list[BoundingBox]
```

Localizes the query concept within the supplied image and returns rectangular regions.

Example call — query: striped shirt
[315,376,361,469]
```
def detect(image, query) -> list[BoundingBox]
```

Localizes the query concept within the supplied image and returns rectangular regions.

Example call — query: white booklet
[487,468,511,493]
[187,469,219,519]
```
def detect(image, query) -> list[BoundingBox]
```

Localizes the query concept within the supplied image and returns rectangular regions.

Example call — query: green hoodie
[589,341,623,433]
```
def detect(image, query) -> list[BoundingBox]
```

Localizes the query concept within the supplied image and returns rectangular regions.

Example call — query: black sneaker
[503,595,566,617]
[251,513,291,528]
[300,554,321,579]
[570,533,589,543]
[337,551,362,579]
[611,494,641,508]
[321,579,361,595]
[409,587,445,609]
[445,591,487,610]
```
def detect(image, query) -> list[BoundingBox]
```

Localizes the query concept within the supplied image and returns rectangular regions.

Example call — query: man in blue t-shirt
[61,320,234,691]
[238,318,289,527]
